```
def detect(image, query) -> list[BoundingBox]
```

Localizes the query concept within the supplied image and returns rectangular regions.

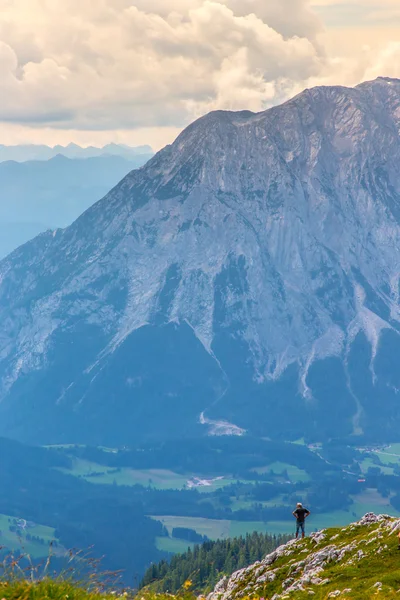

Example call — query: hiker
[292,502,310,539]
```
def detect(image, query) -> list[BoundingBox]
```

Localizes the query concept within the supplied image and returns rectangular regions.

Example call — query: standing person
[292,502,310,539]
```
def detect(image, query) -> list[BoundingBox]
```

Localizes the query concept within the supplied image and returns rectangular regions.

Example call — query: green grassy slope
[0,581,114,600]
[0,581,189,600]
[0,581,198,600]
[4,514,400,600]
[207,513,400,599]
[0,513,60,558]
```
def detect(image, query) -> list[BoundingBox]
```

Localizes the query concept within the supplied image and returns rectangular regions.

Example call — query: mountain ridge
[0,142,153,163]
[0,153,152,258]
[0,77,400,444]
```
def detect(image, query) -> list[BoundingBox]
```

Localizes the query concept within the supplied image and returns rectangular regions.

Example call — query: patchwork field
[350,488,400,519]
[151,516,282,540]
[151,492,400,543]
[359,455,395,476]
[251,462,310,483]
[60,459,190,489]
[151,516,232,539]
[358,443,400,476]
[0,513,60,558]
[155,536,196,553]
[60,458,250,492]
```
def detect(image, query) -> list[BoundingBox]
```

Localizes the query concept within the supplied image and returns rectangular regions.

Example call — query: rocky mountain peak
[0,79,400,445]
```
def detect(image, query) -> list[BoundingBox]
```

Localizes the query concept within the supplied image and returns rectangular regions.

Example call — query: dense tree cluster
[140,532,291,594]
[172,527,208,543]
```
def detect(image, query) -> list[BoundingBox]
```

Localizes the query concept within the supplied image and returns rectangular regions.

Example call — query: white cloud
[363,42,400,80]
[225,0,321,39]
[366,9,400,22]
[0,0,399,146]
[311,0,399,6]
[311,0,400,26]
[0,0,323,131]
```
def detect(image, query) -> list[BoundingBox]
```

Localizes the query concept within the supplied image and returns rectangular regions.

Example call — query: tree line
[140,531,291,594]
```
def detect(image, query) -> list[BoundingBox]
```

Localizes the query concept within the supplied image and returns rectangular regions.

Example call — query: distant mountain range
[0,78,400,446]
[0,152,153,257]
[0,143,153,163]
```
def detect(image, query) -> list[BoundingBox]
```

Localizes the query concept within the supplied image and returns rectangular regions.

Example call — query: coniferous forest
[140,532,291,594]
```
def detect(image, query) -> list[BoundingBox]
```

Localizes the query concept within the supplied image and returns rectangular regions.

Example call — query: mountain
[0,143,153,162]
[207,513,400,599]
[0,77,400,446]
[0,154,151,257]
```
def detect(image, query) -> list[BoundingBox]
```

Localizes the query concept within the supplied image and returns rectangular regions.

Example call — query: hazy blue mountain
[0,78,400,446]
[0,153,152,257]
[0,143,153,163]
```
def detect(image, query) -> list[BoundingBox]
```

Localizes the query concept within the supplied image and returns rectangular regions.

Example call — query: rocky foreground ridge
[207,513,400,599]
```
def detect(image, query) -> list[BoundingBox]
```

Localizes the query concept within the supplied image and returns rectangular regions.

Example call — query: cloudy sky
[0,0,399,149]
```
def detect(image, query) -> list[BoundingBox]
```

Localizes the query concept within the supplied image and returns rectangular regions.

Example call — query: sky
[0,0,399,150]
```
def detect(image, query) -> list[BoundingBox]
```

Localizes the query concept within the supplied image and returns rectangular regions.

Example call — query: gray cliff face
[1,77,400,444]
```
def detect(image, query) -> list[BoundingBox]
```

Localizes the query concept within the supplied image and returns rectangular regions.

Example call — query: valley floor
[7,435,400,581]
